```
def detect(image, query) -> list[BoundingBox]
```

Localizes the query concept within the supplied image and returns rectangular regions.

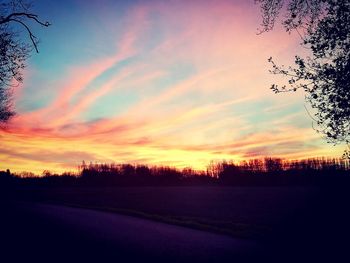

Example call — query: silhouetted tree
[136,165,151,177]
[256,0,350,154]
[219,161,242,183]
[264,157,283,173]
[42,170,52,177]
[0,0,50,122]
[206,161,223,178]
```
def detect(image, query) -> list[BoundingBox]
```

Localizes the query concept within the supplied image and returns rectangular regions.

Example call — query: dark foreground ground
[1,186,350,262]
[1,202,259,262]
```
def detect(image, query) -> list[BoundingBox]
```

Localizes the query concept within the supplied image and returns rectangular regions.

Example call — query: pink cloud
[8,4,151,132]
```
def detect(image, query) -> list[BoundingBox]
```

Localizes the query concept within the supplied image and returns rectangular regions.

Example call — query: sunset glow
[0,0,344,174]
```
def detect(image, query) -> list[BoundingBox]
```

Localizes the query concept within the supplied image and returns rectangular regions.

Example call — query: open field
[4,186,345,237]
[2,185,350,261]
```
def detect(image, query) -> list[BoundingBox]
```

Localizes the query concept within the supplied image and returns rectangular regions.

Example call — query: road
[0,202,260,262]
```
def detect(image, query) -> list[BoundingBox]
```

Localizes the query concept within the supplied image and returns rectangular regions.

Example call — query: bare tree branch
[0,0,50,123]
[0,12,51,27]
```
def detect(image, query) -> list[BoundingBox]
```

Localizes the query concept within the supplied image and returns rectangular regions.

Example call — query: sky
[0,0,344,174]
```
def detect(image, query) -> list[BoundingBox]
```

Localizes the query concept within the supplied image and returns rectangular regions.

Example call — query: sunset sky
[0,0,344,174]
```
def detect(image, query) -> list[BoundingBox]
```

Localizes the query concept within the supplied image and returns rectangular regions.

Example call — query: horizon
[0,0,345,174]
[6,155,350,177]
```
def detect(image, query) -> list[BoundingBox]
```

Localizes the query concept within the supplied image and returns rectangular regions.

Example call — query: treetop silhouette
[256,0,350,156]
[0,0,50,123]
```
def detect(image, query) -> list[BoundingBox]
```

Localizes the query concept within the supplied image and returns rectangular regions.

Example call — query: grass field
[10,186,327,239]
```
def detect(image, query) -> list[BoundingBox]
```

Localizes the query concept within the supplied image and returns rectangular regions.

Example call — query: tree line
[1,157,349,187]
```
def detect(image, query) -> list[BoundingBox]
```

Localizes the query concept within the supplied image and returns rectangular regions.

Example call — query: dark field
[8,186,322,237]
[2,185,350,262]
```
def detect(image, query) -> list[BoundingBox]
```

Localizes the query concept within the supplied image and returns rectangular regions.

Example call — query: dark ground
[1,202,259,262]
[1,186,350,262]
